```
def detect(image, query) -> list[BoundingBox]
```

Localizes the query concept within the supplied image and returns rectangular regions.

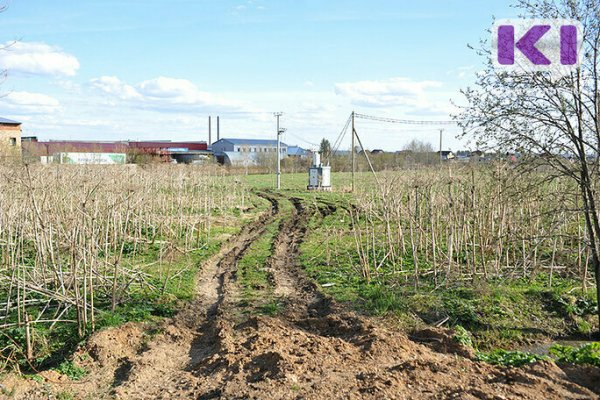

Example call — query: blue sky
[0,0,517,151]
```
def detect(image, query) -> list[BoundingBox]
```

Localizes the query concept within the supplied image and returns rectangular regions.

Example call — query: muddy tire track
[267,197,318,304]
[108,192,281,399]
[265,197,384,344]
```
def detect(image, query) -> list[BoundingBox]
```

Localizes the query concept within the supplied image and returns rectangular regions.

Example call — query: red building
[22,139,209,163]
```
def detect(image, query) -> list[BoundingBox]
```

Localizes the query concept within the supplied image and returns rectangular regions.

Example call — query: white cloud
[232,0,265,14]
[91,76,140,100]
[4,91,59,107]
[0,91,61,114]
[91,75,239,111]
[53,79,82,94]
[138,76,212,104]
[334,77,443,108]
[0,42,80,77]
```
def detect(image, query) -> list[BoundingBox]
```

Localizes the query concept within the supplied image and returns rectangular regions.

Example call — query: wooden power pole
[439,128,444,163]
[274,112,283,190]
[351,111,356,192]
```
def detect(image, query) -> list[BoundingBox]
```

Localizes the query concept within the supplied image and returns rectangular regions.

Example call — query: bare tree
[402,139,435,164]
[456,0,600,332]
[403,139,434,153]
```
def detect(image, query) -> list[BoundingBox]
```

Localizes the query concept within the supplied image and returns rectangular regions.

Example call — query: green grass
[238,171,374,192]
[25,374,44,383]
[453,325,474,347]
[476,349,548,367]
[237,217,280,315]
[0,174,350,374]
[56,391,75,400]
[550,342,600,367]
[258,300,284,316]
[54,360,87,380]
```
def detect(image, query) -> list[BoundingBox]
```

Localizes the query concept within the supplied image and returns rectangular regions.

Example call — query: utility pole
[439,128,444,163]
[274,112,283,190]
[351,111,356,192]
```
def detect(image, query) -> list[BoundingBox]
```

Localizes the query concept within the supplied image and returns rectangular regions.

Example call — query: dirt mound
[555,363,600,394]
[0,323,148,400]
[182,313,595,400]
[411,327,476,359]
[84,322,145,367]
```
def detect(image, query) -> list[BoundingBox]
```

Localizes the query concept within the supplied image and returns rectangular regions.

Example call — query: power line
[331,114,352,156]
[354,112,457,125]
[287,131,319,147]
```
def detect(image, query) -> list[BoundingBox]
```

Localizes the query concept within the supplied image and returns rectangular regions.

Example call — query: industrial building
[212,138,288,166]
[0,118,22,161]
[21,139,210,164]
[5,117,310,167]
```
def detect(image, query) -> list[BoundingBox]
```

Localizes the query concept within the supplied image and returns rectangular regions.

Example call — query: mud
[5,193,599,399]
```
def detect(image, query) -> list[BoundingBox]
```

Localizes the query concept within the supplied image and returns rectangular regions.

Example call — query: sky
[0,0,518,151]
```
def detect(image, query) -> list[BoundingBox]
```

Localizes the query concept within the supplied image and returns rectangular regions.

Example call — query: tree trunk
[596,257,600,335]
[578,173,600,337]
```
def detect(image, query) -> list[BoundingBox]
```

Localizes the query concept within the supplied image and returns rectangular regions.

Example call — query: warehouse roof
[0,117,21,125]
[217,138,288,147]
[287,146,308,156]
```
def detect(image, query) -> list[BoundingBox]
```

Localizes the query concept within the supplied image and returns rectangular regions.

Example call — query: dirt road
[11,193,600,399]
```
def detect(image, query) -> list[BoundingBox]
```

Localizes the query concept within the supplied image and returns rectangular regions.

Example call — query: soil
[3,193,599,399]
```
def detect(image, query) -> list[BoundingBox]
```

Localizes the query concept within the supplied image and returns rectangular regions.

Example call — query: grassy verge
[237,219,282,316]
[238,171,374,192]
[236,192,309,316]
[297,193,599,351]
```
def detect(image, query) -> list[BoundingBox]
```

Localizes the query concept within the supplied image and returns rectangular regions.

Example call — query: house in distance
[0,117,22,161]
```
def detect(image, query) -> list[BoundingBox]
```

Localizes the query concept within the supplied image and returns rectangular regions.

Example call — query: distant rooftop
[218,138,288,147]
[21,139,207,156]
[287,146,308,156]
[0,117,21,125]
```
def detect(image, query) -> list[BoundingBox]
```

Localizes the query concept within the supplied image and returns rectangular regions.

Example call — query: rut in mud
[108,192,281,399]
[11,193,600,399]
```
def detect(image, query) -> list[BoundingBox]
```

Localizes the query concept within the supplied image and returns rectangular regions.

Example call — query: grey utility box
[307,152,332,191]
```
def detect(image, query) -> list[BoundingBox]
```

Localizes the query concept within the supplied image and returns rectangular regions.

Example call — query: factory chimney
[208,116,212,147]
[217,116,220,141]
